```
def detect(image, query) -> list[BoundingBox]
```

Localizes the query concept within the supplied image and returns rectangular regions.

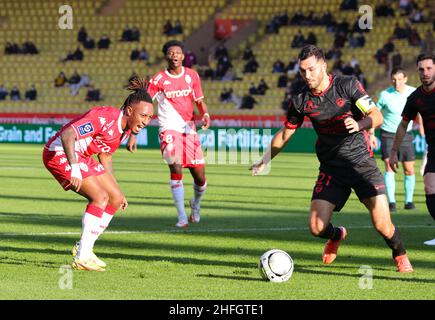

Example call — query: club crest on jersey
[336,98,345,108]
[78,122,94,136]
[185,74,192,84]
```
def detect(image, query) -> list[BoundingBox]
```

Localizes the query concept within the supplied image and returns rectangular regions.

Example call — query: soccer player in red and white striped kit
[128,40,210,228]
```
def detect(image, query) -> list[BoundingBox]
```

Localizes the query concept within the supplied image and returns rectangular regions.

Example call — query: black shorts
[424,149,435,175]
[380,129,415,162]
[311,158,386,212]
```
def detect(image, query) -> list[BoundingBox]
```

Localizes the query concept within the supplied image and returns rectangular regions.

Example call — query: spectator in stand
[85,85,101,102]
[172,20,183,35]
[391,50,403,69]
[279,10,289,26]
[334,31,347,48]
[243,56,259,73]
[54,72,68,87]
[183,50,196,68]
[131,26,140,41]
[130,48,140,61]
[214,44,228,60]
[0,85,8,100]
[383,38,395,53]
[70,74,90,96]
[83,36,95,49]
[121,25,133,41]
[290,11,305,25]
[376,1,395,17]
[422,29,435,53]
[216,54,232,79]
[78,26,88,44]
[10,86,21,101]
[61,47,84,62]
[97,35,111,49]
[220,87,232,103]
[408,27,422,46]
[242,45,254,60]
[22,41,38,54]
[340,0,358,10]
[393,23,408,39]
[350,56,360,68]
[277,74,288,88]
[291,30,305,48]
[306,32,317,45]
[256,79,269,95]
[286,58,299,77]
[240,93,257,110]
[249,83,258,95]
[138,47,149,62]
[409,8,424,23]
[25,85,37,101]
[272,59,285,73]
[163,20,174,36]
[69,71,81,85]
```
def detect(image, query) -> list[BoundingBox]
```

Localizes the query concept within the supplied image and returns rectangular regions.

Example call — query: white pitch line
[0,225,433,237]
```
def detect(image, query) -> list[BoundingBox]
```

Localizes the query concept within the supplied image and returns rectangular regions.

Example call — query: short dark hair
[391,67,407,77]
[298,45,325,61]
[416,53,435,65]
[162,40,184,55]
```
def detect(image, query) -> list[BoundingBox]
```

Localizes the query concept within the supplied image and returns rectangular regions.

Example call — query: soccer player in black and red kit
[251,45,413,272]
[390,53,435,246]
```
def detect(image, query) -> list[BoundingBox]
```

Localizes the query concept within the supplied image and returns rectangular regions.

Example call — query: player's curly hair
[121,77,152,110]
[162,40,184,55]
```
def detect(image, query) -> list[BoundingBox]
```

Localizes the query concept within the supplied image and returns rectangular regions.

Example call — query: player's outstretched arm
[390,119,409,173]
[250,126,295,176]
[126,134,137,153]
[60,126,82,192]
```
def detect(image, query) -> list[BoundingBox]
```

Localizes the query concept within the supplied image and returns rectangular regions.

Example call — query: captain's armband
[355,95,376,114]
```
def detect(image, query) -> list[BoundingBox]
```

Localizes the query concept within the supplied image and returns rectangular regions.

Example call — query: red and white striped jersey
[148,66,204,134]
[45,106,130,156]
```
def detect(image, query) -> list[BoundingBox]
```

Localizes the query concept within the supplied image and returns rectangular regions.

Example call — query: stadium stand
[0,0,432,115]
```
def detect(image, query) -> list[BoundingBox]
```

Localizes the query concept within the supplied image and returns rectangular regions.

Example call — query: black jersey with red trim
[402,86,435,151]
[285,75,374,167]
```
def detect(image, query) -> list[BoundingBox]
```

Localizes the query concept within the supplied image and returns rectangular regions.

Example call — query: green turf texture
[0,144,433,300]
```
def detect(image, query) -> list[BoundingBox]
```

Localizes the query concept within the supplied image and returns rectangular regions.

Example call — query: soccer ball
[259,249,294,282]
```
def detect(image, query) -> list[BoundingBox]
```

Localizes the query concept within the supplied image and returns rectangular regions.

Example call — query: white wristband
[70,163,82,180]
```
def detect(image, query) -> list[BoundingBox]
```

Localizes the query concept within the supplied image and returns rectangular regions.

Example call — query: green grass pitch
[0,144,434,300]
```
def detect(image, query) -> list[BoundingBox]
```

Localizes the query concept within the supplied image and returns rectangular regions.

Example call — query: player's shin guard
[425,194,435,220]
[170,175,187,222]
[192,180,207,208]
[383,227,406,258]
[318,223,342,241]
[384,172,396,204]
[77,204,104,260]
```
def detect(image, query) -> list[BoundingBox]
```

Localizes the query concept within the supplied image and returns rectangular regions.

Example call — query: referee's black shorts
[380,129,415,162]
[311,158,386,212]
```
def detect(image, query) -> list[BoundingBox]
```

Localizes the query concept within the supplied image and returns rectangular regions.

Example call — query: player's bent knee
[90,191,110,208]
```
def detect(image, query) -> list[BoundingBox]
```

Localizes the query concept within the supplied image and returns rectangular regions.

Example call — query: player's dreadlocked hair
[121,77,152,110]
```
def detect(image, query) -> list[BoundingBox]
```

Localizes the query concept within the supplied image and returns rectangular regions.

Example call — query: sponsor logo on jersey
[164,87,192,99]
[78,122,94,136]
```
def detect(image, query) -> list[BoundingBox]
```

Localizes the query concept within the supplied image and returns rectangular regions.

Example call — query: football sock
[99,204,117,234]
[383,227,406,258]
[425,194,435,220]
[170,179,187,221]
[319,223,342,241]
[76,204,104,260]
[192,181,207,208]
[404,175,415,204]
[384,172,396,204]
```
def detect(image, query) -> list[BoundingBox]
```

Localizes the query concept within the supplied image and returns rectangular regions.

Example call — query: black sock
[425,194,435,220]
[319,223,342,241]
[384,227,406,258]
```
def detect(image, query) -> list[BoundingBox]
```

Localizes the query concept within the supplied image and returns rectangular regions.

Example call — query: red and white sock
[192,181,207,209]
[76,204,104,261]
[170,174,186,222]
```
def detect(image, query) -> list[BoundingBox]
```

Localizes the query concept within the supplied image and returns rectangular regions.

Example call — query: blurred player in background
[128,40,211,228]
[390,53,435,246]
[43,78,153,271]
[251,45,413,272]
[371,68,416,212]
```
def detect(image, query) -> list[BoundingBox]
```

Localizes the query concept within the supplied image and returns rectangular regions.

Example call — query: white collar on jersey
[117,110,124,133]
[165,66,185,78]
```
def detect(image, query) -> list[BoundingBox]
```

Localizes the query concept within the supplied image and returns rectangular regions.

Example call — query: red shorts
[159,130,205,168]
[42,148,106,190]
